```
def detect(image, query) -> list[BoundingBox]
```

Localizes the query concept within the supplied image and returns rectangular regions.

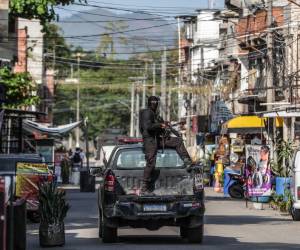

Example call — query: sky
[56,0,225,18]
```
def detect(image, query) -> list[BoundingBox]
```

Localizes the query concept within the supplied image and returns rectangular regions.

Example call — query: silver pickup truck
[94,144,205,243]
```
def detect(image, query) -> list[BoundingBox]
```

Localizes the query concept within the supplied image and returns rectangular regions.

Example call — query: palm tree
[97,21,129,60]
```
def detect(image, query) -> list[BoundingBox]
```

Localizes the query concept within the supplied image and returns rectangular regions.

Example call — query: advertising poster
[245,145,271,197]
[0,177,6,250]
[16,163,50,210]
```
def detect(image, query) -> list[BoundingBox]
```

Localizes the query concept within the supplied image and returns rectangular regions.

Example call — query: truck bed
[114,168,194,196]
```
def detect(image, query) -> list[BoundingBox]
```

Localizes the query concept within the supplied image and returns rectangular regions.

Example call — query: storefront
[220,115,283,160]
[214,115,283,196]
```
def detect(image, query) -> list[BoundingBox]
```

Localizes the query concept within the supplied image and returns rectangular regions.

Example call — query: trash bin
[223,168,240,197]
[80,170,95,192]
[6,199,26,250]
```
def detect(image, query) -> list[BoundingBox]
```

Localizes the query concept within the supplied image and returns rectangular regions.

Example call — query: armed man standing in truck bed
[139,96,194,195]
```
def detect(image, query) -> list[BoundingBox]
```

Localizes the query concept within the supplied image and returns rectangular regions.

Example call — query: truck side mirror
[90,166,104,176]
[294,151,300,170]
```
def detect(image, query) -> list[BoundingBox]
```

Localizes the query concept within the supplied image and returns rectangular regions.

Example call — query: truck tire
[180,227,187,238]
[98,210,103,238]
[102,222,118,243]
[186,224,203,243]
[292,208,300,221]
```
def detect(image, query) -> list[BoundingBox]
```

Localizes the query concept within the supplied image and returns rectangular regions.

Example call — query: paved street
[27,188,300,250]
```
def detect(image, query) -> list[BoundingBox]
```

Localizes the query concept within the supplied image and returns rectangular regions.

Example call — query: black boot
[141,181,154,196]
[148,169,160,192]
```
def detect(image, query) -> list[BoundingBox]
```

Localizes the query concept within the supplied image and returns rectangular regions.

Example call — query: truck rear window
[115,148,184,169]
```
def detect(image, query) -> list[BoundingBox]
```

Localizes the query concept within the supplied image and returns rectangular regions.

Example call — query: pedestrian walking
[70,147,84,185]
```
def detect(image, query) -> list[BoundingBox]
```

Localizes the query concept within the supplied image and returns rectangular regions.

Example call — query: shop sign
[16,163,50,210]
[245,145,271,197]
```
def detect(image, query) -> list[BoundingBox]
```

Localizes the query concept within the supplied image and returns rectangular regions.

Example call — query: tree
[97,21,129,60]
[52,57,141,139]
[0,67,39,108]
[10,0,85,26]
[44,23,70,58]
[44,23,71,77]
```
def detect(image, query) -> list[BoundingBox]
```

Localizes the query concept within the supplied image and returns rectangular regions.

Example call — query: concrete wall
[194,11,220,43]
[191,10,220,84]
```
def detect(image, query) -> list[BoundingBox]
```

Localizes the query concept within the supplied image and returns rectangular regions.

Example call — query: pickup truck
[291,149,300,220]
[94,144,205,243]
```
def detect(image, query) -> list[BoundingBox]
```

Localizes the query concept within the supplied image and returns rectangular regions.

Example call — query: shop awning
[23,120,82,136]
[221,115,283,134]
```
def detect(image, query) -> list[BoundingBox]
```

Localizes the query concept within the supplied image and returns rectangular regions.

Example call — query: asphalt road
[27,187,300,250]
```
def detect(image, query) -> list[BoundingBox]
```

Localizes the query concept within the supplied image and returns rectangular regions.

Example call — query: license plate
[143,204,167,212]
[194,173,204,189]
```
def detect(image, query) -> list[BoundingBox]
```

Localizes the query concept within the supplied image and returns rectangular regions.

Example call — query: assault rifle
[156,116,182,138]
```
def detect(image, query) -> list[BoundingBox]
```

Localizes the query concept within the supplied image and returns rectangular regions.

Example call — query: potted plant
[272,140,294,196]
[39,182,70,247]
[270,189,293,214]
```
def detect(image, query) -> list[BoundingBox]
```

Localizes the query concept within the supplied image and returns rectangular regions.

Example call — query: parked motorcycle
[228,172,247,199]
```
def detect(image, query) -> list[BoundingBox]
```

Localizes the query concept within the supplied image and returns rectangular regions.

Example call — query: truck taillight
[297,187,300,200]
[105,174,115,192]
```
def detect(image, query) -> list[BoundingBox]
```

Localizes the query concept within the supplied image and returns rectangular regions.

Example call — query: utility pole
[68,118,73,149]
[130,83,135,137]
[266,0,274,147]
[135,89,140,137]
[177,17,182,120]
[200,47,204,115]
[142,62,149,108]
[142,79,146,108]
[152,62,156,96]
[167,85,171,121]
[161,47,167,120]
[52,43,56,71]
[266,0,274,111]
[129,77,146,137]
[76,53,81,147]
[84,117,90,170]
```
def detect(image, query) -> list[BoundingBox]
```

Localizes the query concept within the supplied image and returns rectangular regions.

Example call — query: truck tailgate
[114,168,194,196]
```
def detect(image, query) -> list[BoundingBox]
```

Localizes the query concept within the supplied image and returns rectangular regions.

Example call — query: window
[116,148,184,169]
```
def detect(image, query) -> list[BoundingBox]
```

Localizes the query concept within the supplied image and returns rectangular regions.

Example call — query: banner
[245,145,271,197]
[16,163,50,210]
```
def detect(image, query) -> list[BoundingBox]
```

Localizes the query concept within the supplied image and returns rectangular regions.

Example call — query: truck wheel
[180,227,187,238]
[102,222,118,243]
[292,208,300,221]
[187,224,203,243]
[98,210,103,238]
